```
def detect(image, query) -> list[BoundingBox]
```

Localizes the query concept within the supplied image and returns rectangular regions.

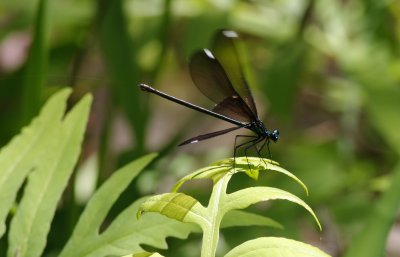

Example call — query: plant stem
[201,173,232,257]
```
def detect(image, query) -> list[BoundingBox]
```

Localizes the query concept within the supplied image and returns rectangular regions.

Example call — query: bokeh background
[1,0,400,256]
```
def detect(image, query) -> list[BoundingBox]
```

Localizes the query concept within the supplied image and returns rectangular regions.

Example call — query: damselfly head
[271,129,279,143]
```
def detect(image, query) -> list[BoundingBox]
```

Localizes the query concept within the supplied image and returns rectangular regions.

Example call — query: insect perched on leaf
[139,29,279,161]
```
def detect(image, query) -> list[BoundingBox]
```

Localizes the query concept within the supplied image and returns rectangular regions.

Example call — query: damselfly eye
[272,129,279,143]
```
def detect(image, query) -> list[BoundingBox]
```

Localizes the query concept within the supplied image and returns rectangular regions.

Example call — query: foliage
[137,157,328,257]
[0,0,399,256]
[58,154,198,257]
[0,89,91,256]
[0,90,199,257]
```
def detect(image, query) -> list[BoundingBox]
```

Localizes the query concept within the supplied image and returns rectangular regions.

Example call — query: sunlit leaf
[225,187,321,230]
[59,154,198,257]
[123,252,164,257]
[173,157,307,195]
[138,193,206,229]
[224,237,331,257]
[0,88,71,239]
[140,161,321,257]
[7,91,92,257]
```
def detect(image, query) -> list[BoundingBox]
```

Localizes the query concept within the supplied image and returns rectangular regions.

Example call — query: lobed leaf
[0,88,71,238]
[7,91,92,257]
[59,154,155,257]
[59,154,198,257]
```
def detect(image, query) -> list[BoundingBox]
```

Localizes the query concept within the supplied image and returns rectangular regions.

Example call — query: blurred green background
[0,0,399,256]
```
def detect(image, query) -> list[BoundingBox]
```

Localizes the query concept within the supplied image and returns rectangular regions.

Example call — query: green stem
[201,173,232,257]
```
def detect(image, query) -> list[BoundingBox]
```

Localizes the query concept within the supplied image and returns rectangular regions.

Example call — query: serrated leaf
[101,201,196,253]
[7,92,92,257]
[59,154,156,257]
[70,199,196,257]
[0,88,71,238]
[224,187,321,230]
[221,210,283,230]
[173,157,307,195]
[59,154,198,257]
[224,237,331,257]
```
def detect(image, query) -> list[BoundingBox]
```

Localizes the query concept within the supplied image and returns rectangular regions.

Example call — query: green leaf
[173,157,307,195]
[141,161,319,257]
[7,91,92,257]
[225,187,321,230]
[224,237,331,257]
[124,252,165,257]
[59,154,156,257]
[0,88,71,239]
[20,0,48,126]
[60,154,198,257]
[138,193,206,229]
[221,210,283,230]
[74,199,196,257]
[138,190,281,231]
